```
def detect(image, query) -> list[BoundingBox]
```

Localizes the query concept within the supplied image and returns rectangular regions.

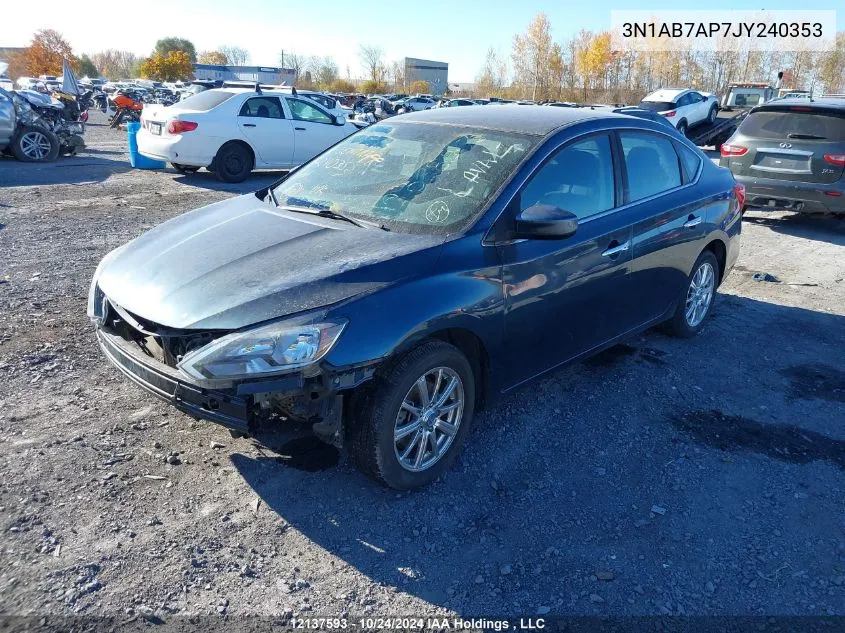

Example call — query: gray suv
[720,98,845,215]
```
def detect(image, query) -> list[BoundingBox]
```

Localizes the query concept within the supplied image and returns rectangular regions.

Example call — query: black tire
[707,105,717,124]
[665,250,720,338]
[172,163,200,174]
[677,120,688,137]
[213,142,253,183]
[346,340,476,489]
[11,125,59,162]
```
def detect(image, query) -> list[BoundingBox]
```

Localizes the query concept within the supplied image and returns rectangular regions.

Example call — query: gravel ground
[1,111,844,621]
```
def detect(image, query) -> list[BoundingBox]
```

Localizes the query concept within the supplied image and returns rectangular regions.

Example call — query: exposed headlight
[177,317,347,385]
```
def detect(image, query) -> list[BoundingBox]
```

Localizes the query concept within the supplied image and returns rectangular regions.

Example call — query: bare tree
[90,49,142,79]
[511,13,553,100]
[219,46,249,67]
[358,45,384,82]
[282,51,307,81]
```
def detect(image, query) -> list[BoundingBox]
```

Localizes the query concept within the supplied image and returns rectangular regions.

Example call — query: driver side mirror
[513,204,578,240]
[333,113,347,126]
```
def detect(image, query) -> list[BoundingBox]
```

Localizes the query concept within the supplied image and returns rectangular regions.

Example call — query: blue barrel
[127,121,166,169]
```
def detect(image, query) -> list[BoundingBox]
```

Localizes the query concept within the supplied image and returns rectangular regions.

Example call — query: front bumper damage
[95,322,375,441]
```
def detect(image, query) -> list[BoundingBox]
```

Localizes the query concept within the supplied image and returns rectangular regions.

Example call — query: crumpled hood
[97,194,444,330]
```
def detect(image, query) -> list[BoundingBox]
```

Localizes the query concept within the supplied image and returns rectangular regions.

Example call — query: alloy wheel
[394,367,465,472]
[685,262,715,327]
[21,131,51,160]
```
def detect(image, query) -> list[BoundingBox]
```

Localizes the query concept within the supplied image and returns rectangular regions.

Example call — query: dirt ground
[1,111,844,623]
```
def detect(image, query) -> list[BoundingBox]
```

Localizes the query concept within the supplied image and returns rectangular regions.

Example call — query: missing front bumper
[96,329,253,435]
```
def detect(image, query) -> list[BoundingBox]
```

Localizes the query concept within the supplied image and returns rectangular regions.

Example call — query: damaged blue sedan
[88,105,742,489]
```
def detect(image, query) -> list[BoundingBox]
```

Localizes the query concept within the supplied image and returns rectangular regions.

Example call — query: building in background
[404,57,448,95]
[193,64,295,86]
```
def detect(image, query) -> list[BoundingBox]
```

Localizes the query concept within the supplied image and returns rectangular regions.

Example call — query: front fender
[323,262,504,381]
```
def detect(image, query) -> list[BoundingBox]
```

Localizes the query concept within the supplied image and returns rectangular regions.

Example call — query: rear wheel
[213,142,253,183]
[677,120,688,137]
[11,126,59,162]
[707,105,717,124]
[665,250,719,338]
[346,340,475,489]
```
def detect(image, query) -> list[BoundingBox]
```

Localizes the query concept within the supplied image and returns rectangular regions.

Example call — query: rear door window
[676,143,703,183]
[620,132,682,202]
[239,97,284,119]
[738,109,845,142]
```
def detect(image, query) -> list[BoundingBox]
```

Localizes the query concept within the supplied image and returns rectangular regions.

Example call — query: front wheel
[665,251,719,338]
[11,126,59,162]
[346,341,475,489]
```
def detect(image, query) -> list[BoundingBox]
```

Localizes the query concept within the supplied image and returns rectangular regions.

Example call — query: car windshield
[271,122,536,234]
[638,100,675,112]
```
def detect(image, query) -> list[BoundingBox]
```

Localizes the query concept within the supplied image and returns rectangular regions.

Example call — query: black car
[720,98,845,215]
[89,106,742,489]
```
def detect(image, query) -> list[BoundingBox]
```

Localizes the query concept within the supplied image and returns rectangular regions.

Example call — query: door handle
[684,215,702,228]
[294,127,306,131]
[601,241,630,257]
[243,123,256,128]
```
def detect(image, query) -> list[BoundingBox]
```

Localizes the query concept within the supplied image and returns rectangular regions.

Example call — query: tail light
[733,183,746,208]
[823,154,845,166]
[662,110,676,117]
[167,120,198,134]
[721,144,748,157]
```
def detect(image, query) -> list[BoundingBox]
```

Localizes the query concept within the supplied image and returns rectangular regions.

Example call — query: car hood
[97,194,444,330]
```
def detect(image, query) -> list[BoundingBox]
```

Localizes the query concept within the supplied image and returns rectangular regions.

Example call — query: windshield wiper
[786,133,826,140]
[279,205,389,230]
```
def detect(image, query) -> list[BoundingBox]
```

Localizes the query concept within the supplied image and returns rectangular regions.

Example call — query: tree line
[475,13,845,103]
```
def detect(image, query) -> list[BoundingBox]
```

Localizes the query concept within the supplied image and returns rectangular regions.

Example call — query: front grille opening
[101,299,225,370]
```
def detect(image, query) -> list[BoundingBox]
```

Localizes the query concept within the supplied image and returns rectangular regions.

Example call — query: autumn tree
[817,33,845,93]
[408,79,430,94]
[77,54,99,78]
[329,78,355,93]
[360,79,387,95]
[475,47,508,97]
[198,50,228,65]
[511,13,553,100]
[220,46,249,67]
[359,45,384,83]
[139,50,193,82]
[154,37,196,64]
[22,29,78,76]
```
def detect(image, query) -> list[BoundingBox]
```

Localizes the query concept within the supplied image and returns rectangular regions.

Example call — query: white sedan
[138,88,362,182]
[637,89,719,136]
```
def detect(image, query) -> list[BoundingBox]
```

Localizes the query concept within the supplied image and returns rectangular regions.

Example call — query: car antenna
[254,82,261,94]
[291,86,297,96]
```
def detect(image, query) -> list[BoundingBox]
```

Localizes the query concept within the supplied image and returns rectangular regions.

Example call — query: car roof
[642,89,691,102]
[394,104,634,135]
[755,97,845,111]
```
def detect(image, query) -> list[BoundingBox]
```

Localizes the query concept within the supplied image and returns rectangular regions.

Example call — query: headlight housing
[177,317,347,385]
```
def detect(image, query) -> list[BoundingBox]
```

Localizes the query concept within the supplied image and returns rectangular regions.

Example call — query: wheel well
[704,239,727,285]
[213,140,254,170]
[426,329,491,411]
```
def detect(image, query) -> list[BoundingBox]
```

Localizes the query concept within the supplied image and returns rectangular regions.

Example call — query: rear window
[171,90,234,111]
[638,101,675,112]
[739,109,845,142]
